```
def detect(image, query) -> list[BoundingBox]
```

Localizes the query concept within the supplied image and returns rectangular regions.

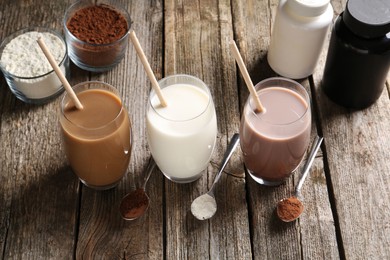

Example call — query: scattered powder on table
[191,193,217,220]
[66,4,128,44]
[276,196,304,222]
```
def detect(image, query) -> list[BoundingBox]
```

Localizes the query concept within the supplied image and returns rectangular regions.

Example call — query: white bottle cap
[287,0,330,17]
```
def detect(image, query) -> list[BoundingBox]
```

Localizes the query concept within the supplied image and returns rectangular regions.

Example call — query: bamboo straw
[37,38,83,110]
[129,30,167,107]
[229,40,265,113]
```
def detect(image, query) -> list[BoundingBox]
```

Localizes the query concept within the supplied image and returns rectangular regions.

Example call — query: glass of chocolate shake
[240,77,311,186]
[59,81,132,190]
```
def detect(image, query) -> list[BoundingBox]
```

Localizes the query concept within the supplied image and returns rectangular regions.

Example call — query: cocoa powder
[119,188,149,220]
[67,4,128,45]
[276,197,304,222]
[65,3,130,70]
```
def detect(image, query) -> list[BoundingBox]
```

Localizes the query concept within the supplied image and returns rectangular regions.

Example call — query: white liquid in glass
[147,83,217,182]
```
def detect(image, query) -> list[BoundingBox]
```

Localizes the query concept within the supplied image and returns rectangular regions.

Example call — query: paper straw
[37,38,83,110]
[229,40,265,113]
[129,30,167,107]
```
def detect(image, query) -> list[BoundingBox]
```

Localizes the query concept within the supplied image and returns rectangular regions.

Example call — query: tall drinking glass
[146,74,217,183]
[240,77,311,186]
[60,81,132,190]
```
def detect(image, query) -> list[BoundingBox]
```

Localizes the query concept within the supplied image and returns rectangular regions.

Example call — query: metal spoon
[191,133,240,220]
[276,135,323,222]
[119,158,156,220]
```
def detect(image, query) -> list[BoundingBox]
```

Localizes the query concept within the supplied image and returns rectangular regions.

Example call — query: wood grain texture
[74,1,164,259]
[164,0,251,259]
[0,1,79,259]
[232,0,339,259]
[1,0,389,259]
[314,65,390,260]
[312,0,390,259]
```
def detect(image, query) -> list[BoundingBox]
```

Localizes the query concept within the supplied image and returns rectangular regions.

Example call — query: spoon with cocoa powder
[120,158,156,220]
[277,136,323,222]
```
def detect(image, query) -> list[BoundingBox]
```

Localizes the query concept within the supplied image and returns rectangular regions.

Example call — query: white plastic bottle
[267,0,333,79]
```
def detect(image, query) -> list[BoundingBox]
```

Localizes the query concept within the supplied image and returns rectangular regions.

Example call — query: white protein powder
[0,31,66,99]
[191,193,217,220]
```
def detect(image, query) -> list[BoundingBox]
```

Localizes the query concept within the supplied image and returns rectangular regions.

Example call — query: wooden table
[1,0,389,259]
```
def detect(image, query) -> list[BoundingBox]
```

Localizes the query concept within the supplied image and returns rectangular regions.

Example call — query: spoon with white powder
[191,133,240,220]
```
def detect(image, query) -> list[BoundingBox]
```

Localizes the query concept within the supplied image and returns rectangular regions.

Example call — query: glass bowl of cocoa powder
[63,0,131,72]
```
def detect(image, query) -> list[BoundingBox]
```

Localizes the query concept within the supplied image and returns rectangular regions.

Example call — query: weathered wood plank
[74,0,165,259]
[314,65,390,260]
[1,0,389,259]
[312,0,390,258]
[232,0,339,259]
[164,0,251,259]
[0,1,79,259]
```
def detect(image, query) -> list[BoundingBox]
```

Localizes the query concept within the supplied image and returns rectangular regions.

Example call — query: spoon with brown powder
[120,158,156,220]
[276,135,323,222]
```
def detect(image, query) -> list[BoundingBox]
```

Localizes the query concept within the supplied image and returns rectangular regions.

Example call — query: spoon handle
[142,157,156,190]
[295,135,323,195]
[209,133,240,193]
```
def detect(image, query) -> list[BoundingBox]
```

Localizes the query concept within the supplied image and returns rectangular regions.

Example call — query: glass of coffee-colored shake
[240,77,311,186]
[59,81,132,190]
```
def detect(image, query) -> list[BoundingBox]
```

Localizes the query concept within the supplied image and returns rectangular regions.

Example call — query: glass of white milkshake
[146,74,217,183]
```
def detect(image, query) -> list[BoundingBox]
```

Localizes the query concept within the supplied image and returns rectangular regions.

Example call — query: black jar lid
[344,0,390,38]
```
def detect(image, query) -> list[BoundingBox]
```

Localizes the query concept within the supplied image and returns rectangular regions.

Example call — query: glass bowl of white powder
[0,27,69,104]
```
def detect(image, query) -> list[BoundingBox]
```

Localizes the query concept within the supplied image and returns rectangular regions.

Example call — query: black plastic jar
[322,0,390,109]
